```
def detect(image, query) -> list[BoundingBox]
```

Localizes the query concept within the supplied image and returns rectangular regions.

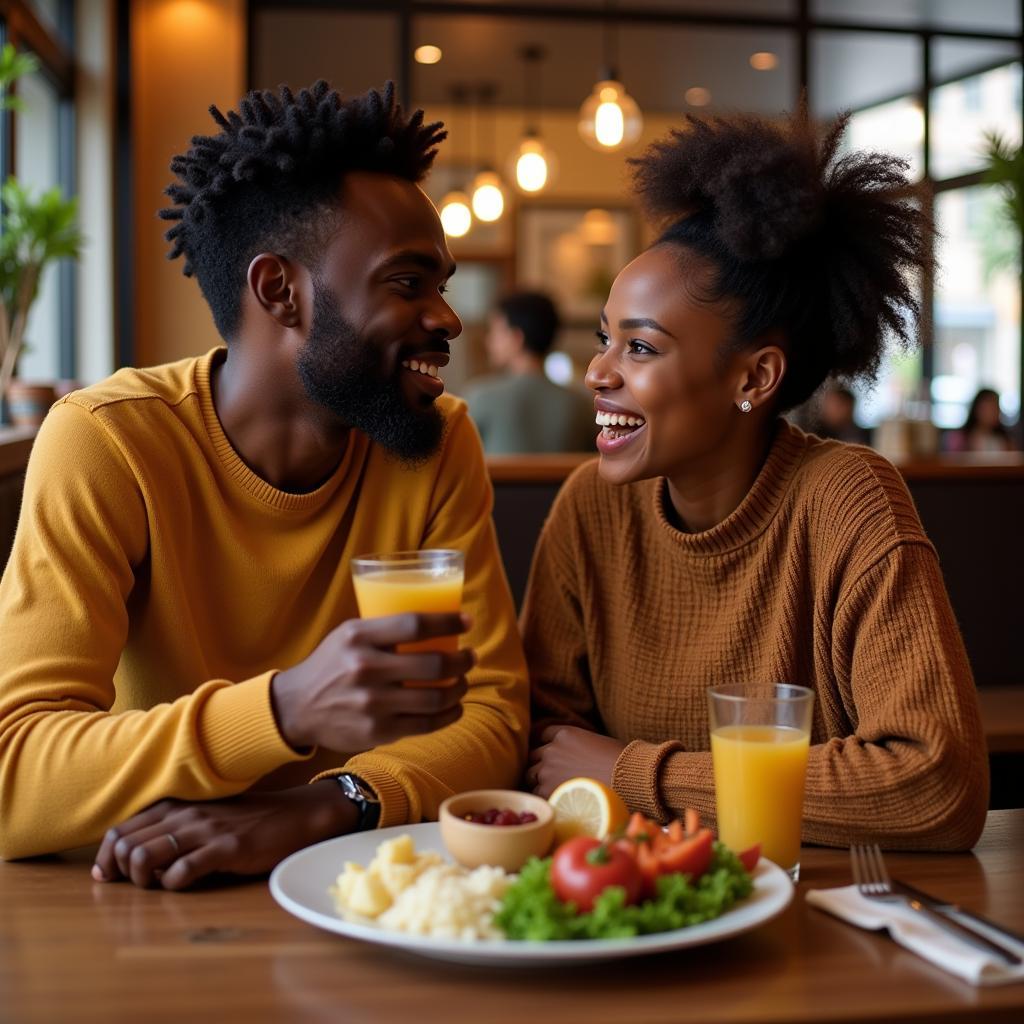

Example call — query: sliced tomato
[657,828,714,880]
[625,811,661,845]
[737,842,761,873]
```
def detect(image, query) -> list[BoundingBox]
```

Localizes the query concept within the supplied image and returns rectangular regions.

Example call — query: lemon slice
[548,777,630,844]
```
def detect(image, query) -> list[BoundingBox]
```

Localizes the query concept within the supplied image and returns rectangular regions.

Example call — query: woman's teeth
[401,359,440,378]
[595,411,645,428]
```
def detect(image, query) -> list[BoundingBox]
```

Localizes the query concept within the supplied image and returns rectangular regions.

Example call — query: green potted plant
[0,43,84,428]
[981,130,1024,273]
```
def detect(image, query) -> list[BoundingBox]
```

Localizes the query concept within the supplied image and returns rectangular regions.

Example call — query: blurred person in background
[813,384,871,446]
[945,387,1015,453]
[465,292,596,454]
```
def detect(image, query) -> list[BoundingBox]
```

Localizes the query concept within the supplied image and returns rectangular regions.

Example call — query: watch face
[340,774,379,804]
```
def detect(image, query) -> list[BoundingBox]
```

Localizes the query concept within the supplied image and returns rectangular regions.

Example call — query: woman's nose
[585,348,623,392]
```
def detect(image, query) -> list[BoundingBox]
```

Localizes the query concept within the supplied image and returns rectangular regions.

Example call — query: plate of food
[269,785,794,967]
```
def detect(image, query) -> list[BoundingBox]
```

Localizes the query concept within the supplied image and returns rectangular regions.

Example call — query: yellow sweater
[521,420,989,851]
[0,349,528,858]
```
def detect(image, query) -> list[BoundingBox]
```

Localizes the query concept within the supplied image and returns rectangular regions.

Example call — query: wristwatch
[335,772,381,832]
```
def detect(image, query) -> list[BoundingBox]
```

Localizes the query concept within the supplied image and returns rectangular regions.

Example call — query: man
[465,292,596,454]
[0,82,527,889]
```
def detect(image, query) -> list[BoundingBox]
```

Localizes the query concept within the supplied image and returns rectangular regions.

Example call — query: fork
[850,843,1022,965]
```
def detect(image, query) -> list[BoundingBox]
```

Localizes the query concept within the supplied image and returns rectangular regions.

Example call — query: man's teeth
[595,411,645,428]
[401,359,440,378]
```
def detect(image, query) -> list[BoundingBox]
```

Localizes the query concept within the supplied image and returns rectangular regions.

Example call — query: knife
[893,878,1024,956]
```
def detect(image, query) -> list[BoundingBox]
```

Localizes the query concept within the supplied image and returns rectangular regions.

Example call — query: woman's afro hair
[160,80,446,339]
[630,109,933,410]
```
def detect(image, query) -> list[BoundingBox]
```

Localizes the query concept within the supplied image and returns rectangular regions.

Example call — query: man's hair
[496,291,561,357]
[630,109,933,411]
[161,80,445,339]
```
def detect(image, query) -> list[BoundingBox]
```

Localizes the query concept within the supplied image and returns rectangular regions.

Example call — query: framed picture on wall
[515,204,640,324]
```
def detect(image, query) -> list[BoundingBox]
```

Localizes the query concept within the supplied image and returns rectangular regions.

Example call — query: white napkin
[806,885,1024,987]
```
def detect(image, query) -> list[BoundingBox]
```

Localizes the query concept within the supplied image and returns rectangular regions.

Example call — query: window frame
[0,0,76,380]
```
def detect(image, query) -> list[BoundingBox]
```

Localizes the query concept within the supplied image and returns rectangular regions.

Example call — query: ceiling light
[414,45,442,65]
[579,78,643,152]
[578,2,643,152]
[439,191,472,237]
[513,136,552,193]
[471,170,506,222]
[750,52,778,71]
[685,86,711,107]
[510,45,554,194]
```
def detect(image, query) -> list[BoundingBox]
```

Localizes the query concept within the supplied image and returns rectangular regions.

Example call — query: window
[14,67,62,382]
[930,56,1021,180]
[1,1,76,386]
[933,187,1021,427]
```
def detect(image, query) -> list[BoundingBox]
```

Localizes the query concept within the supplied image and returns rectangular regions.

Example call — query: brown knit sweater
[521,420,989,851]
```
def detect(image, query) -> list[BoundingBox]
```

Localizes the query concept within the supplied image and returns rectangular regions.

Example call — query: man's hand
[271,612,474,752]
[526,726,627,798]
[91,781,355,890]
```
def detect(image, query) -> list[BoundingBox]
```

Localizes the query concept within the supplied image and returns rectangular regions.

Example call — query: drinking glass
[708,683,814,881]
[351,550,464,684]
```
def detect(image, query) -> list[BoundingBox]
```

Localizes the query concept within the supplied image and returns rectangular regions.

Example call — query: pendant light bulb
[578,78,643,152]
[471,170,506,222]
[439,190,472,238]
[513,135,552,193]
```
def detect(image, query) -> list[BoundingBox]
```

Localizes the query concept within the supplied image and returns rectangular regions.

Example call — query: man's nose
[423,297,462,341]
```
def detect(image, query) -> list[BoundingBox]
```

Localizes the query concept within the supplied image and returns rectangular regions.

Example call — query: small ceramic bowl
[439,789,554,872]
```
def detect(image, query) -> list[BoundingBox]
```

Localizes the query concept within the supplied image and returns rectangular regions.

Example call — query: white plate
[269,822,794,967]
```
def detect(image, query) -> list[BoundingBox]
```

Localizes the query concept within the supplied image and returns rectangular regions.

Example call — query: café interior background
[8,0,1024,447]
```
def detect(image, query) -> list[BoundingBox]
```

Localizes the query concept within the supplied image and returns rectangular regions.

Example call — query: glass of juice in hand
[351,550,464,686]
[709,683,814,882]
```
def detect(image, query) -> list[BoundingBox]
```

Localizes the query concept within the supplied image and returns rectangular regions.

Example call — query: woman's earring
[739,400,753,413]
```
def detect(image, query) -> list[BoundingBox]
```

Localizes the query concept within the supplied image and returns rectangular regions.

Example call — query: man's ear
[247,253,303,329]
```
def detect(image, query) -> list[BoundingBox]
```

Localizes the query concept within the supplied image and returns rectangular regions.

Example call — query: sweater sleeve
[0,403,306,859]
[614,541,989,852]
[328,408,530,826]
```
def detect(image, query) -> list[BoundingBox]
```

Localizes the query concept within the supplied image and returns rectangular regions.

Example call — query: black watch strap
[335,772,381,831]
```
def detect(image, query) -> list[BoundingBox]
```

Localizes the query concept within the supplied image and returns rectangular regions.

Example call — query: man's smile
[399,349,450,400]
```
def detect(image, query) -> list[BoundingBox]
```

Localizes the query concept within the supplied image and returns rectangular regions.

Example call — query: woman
[946,388,1014,453]
[522,111,988,851]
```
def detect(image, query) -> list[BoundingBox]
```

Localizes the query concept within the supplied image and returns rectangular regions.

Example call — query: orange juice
[352,568,463,656]
[711,724,810,870]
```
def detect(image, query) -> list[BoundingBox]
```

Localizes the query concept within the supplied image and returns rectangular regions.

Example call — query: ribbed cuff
[613,738,687,822]
[311,757,411,829]
[198,672,312,782]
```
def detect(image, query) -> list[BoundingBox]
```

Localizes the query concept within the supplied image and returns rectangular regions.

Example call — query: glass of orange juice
[351,550,464,685]
[709,683,814,881]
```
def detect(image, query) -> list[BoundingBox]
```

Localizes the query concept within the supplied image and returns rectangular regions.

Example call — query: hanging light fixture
[470,82,506,223]
[510,45,555,194]
[578,0,643,152]
[439,84,473,238]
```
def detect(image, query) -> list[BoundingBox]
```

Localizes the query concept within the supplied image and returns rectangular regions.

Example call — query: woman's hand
[526,726,627,798]
[91,780,356,890]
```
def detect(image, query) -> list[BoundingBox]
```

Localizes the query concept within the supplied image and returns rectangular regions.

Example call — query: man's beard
[297,280,446,465]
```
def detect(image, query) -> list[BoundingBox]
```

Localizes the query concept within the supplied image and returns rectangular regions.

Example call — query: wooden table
[2,812,1022,1024]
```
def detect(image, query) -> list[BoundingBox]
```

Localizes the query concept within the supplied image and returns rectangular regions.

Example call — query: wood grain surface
[1,811,1022,1024]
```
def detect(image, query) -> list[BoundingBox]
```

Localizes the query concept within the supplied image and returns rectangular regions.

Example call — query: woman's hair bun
[629,109,932,412]
[631,112,832,263]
